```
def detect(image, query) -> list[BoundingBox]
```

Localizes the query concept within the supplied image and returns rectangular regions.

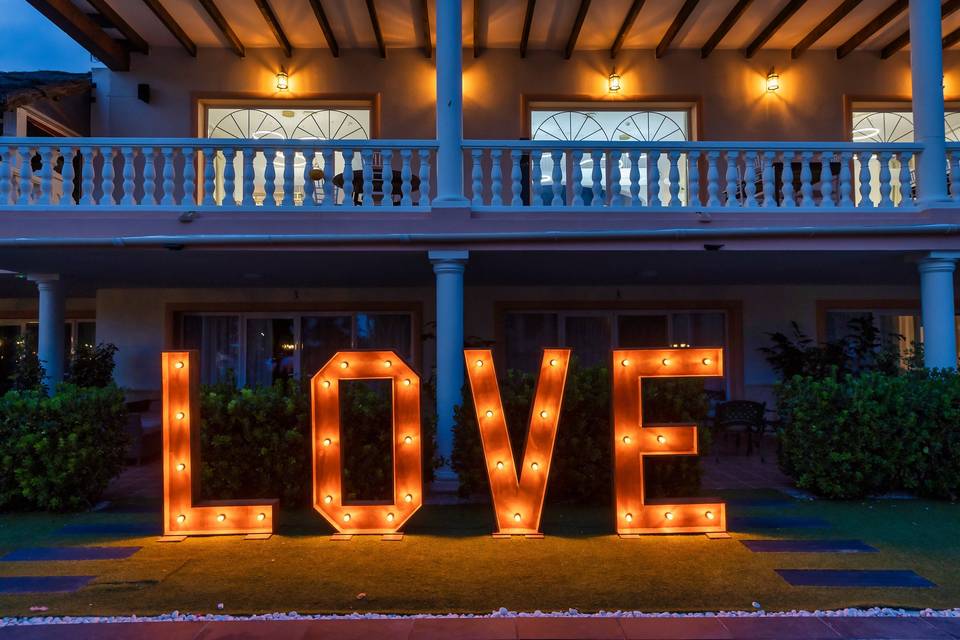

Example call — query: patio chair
[713,400,767,461]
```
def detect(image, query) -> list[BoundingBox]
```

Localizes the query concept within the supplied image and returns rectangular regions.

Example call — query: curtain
[300,315,352,378]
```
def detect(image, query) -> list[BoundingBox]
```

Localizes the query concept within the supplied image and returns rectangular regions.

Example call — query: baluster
[221,148,237,206]
[140,147,155,205]
[551,150,563,206]
[571,149,584,206]
[687,150,700,207]
[743,151,757,208]
[17,146,34,205]
[0,146,11,205]
[241,147,256,206]
[342,149,354,206]
[401,149,413,206]
[799,151,814,206]
[591,150,604,207]
[321,149,334,207]
[37,147,55,205]
[628,150,641,206]
[898,151,913,207]
[724,150,739,207]
[820,152,835,208]
[531,150,543,207]
[101,147,116,205]
[262,148,277,207]
[59,146,76,206]
[79,147,95,205]
[858,151,872,207]
[878,151,892,207]
[361,149,374,206]
[649,150,661,207]
[160,147,176,205]
[418,148,431,207]
[510,150,522,206]
[610,150,623,207]
[380,149,393,205]
[302,149,316,206]
[182,147,196,206]
[762,151,775,207]
[471,149,483,206]
[120,147,136,205]
[706,151,720,207]
[490,149,502,206]
[667,150,681,207]
[281,149,294,207]
[781,152,795,208]
[202,148,217,206]
[839,151,853,207]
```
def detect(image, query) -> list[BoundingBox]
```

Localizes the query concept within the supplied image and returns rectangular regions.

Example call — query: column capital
[429,250,468,272]
[918,257,956,275]
[26,273,59,284]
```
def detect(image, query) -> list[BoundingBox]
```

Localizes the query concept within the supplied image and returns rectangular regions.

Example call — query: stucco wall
[92,46,957,141]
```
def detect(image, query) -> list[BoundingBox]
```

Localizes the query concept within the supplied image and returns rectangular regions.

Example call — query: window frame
[193,96,381,139]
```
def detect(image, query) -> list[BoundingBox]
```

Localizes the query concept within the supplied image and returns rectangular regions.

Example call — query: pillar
[919,257,957,369]
[434,0,467,205]
[28,274,65,390]
[910,0,949,203]
[430,250,468,481]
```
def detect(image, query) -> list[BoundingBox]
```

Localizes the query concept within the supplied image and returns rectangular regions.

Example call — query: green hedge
[777,370,960,499]
[0,384,128,511]
[451,362,711,503]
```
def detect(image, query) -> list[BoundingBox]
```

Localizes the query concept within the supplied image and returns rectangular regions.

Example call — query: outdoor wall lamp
[608,68,622,93]
[276,68,289,91]
[766,68,780,92]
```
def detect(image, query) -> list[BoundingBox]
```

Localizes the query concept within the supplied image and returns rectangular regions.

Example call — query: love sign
[161,347,725,538]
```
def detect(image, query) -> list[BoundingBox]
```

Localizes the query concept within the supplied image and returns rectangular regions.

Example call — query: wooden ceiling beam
[473,0,482,57]
[745,0,806,58]
[253,0,292,58]
[307,0,339,57]
[792,0,861,59]
[141,0,196,57]
[944,23,960,49]
[563,0,591,59]
[86,0,149,55]
[881,0,960,59]
[657,0,699,59]
[836,0,907,59]
[26,0,129,70]
[365,0,386,58]
[520,0,536,58]
[196,0,244,57]
[610,0,645,59]
[701,0,752,59]
[418,0,432,58]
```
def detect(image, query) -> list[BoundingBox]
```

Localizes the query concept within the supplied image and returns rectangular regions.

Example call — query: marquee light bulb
[257,512,266,521]
[531,462,540,471]
[662,358,672,366]
[403,378,412,386]
[340,361,349,369]
[217,513,226,522]
[705,510,715,520]
[485,409,494,418]
[656,435,667,444]
[322,380,331,389]
[404,493,413,503]
[496,461,505,470]
[324,494,333,504]
[625,513,633,523]
[549,359,558,367]
[174,361,184,369]
[513,513,522,522]
[539,410,548,419]
[622,435,632,444]
[665,511,674,521]
[384,360,392,368]
[343,513,351,522]
[176,514,186,523]
[175,411,185,420]
[475,359,484,368]
[323,438,332,447]
[404,435,413,444]
[176,463,186,471]
[621,359,630,367]
[702,357,712,366]
[386,512,395,522]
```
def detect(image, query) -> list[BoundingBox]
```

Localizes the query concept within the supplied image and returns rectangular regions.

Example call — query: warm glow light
[384,360,392,368]
[340,361,349,369]
[513,513,522,522]
[386,512,395,522]
[665,511,674,521]
[539,410,549,419]
[625,513,633,523]
[496,461,505,470]
[404,493,413,503]
[323,438,332,447]
[622,435,632,444]
[656,435,667,444]
[621,359,630,367]
[766,69,780,92]
[404,435,413,444]
[176,463,186,471]
[531,462,540,471]
[257,512,266,521]
[705,510,715,520]
[343,513,351,522]
[608,68,622,93]
[549,359,558,367]
[403,378,412,386]
[276,68,289,91]
[177,514,186,523]
[475,359,484,367]
[662,358,672,366]
[702,358,712,366]
[324,495,333,504]
[175,411,185,420]
[485,409,495,418]
[174,361,184,369]
[322,380,331,389]
[217,513,226,522]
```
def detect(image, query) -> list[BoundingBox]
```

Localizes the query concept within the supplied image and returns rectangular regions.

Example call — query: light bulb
[404,493,413,503]
[324,495,333,504]
[384,360,392,368]
[323,438,332,447]
[622,435,632,444]
[386,512,395,522]
[217,513,226,522]
[403,378,412,386]
[705,510,715,520]
[485,410,494,418]
[176,463,186,471]
[496,461,505,470]
[340,361,349,369]
[531,462,540,471]
[475,359,484,368]
[176,514,186,523]
[656,435,667,444]
[662,358,672,366]
[175,411,185,420]
[625,513,633,523]
[513,513,521,522]
[702,357,712,366]
[256,512,266,521]
[343,513,351,522]
[549,359,558,367]
[665,511,674,521]
[621,359,630,367]
[174,361,184,369]
[322,380,331,389]
[539,410,548,419]
[404,435,413,444]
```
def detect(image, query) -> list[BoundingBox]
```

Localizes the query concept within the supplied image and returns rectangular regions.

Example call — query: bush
[67,343,118,388]
[0,384,128,511]
[451,361,711,503]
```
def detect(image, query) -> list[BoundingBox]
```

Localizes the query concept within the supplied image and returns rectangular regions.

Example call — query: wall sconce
[276,68,289,92]
[608,68,622,93]
[766,68,780,93]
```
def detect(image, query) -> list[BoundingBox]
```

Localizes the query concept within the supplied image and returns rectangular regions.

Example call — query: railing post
[910,0,949,204]
[435,0,467,205]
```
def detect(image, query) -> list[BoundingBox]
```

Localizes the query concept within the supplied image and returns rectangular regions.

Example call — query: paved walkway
[2,616,959,639]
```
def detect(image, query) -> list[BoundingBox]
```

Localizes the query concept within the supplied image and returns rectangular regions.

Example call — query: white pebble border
[3,607,960,626]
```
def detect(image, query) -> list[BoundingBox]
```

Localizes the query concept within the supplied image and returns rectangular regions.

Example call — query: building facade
[3,0,960,480]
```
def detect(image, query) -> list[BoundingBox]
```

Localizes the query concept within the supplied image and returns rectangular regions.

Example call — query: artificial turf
[0,492,958,616]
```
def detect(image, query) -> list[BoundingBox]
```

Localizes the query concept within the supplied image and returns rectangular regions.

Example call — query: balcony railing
[464,141,923,211]
[0,139,438,209]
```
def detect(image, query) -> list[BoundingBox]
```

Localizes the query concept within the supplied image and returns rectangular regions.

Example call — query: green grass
[0,492,959,616]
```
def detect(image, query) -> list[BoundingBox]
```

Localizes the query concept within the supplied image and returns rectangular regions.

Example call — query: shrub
[9,337,44,393]
[451,361,711,503]
[67,343,118,388]
[0,384,128,511]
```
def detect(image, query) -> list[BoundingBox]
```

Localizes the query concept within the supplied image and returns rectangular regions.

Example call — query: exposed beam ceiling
[745,0,806,59]
[944,23,960,49]
[86,0,148,55]
[141,0,196,57]
[418,0,432,58]
[26,0,129,70]
[836,0,907,59]
[473,0,482,57]
[365,0,386,58]
[792,0,861,59]
[610,0,645,59]
[701,0,752,59]
[520,0,536,58]
[253,0,291,58]
[196,0,244,57]
[656,0,699,59]
[563,0,591,59]
[307,0,339,57]
[881,0,960,59]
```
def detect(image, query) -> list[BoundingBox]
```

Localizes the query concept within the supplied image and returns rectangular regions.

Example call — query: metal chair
[713,400,767,460]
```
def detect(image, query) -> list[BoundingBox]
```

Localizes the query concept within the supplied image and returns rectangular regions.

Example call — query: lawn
[0,492,958,617]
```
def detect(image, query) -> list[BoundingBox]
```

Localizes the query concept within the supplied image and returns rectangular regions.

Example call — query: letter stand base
[245,533,272,541]
[382,534,404,542]
[706,531,731,540]
[156,535,188,543]
[330,534,353,541]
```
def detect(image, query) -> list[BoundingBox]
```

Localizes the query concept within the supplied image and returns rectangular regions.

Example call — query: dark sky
[0,1,93,73]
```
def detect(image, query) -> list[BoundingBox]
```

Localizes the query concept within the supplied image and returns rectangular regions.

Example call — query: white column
[910,0,949,203]
[430,250,468,481]
[28,274,65,389]
[435,0,467,205]
[919,257,957,369]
